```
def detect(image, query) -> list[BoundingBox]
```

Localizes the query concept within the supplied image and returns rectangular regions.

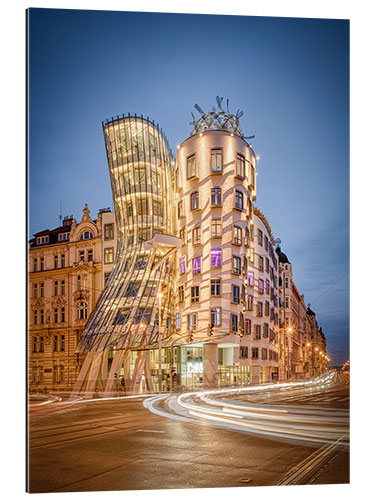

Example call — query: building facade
[28,205,116,392]
[28,98,328,395]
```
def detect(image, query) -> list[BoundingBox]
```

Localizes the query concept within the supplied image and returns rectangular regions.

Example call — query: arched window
[80,231,93,240]
[77,302,88,320]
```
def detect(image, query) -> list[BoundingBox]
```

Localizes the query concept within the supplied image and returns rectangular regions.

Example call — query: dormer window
[58,233,69,241]
[36,236,49,245]
[80,231,93,240]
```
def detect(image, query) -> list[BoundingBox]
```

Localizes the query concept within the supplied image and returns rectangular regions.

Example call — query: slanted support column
[103,350,126,396]
[252,365,260,385]
[71,350,96,397]
[203,344,218,389]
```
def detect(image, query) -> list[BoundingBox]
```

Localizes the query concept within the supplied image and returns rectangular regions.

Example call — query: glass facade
[78,115,175,353]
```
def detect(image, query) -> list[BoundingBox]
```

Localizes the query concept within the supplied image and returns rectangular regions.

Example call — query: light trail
[144,371,349,447]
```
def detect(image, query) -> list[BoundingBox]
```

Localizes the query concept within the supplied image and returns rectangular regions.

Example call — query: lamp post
[158,292,162,393]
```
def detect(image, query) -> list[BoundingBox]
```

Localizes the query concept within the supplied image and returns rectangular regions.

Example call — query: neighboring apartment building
[28,205,116,392]
[278,246,327,380]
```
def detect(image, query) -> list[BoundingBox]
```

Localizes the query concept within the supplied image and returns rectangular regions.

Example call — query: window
[135,255,148,271]
[259,256,264,272]
[252,347,259,359]
[80,231,93,240]
[33,283,38,298]
[79,250,85,261]
[40,257,44,271]
[37,236,49,245]
[247,294,254,311]
[285,277,289,288]
[61,307,65,323]
[54,255,58,269]
[192,257,201,274]
[259,279,264,295]
[54,308,58,323]
[211,307,221,326]
[263,323,269,338]
[234,190,243,210]
[211,249,222,267]
[53,335,58,352]
[179,257,186,274]
[104,272,111,285]
[127,202,134,217]
[265,237,269,252]
[211,148,223,173]
[54,281,58,296]
[232,285,240,304]
[87,249,93,262]
[191,286,200,303]
[266,280,270,294]
[192,226,201,245]
[285,297,289,308]
[245,319,251,335]
[178,285,185,302]
[188,313,197,331]
[151,169,160,186]
[231,314,238,332]
[177,200,184,219]
[236,153,245,178]
[33,310,38,325]
[232,225,242,245]
[265,301,270,316]
[211,187,222,206]
[77,275,81,291]
[248,199,252,218]
[257,302,263,317]
[58,232,69,242]
[104,222,114,240]
[211,279,221,296]
[176,313,181,330]
[244,228,250,247]
[61,254,65,268]
[134,167,146,184]
[40,282,44,297]
[77,302,88,320]
[190,191,199,211]
[254,324,261,339]
[104,247,114,264]
[238,346,248,359]
[180,227,186,245]
[211,219,222,238]
[152,200,162,216]
[33,259,37,272]
[262,348,268,360]
[248,271,254,286]
[60,335,65,352]
[187,154,196,179]
[136,198,149,215]
[232,256,241,275]
[39,336,44,352]
[32,337,37,353]
[258,229,263,246]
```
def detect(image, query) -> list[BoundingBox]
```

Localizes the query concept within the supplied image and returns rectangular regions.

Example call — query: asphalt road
[27,372,349,493]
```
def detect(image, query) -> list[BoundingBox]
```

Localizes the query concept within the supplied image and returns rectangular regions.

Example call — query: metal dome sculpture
[190,95,255,140]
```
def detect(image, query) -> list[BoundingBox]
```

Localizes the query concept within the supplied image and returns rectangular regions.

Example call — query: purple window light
[248,271,254,286]
[179,257,186,274]
[193,257,201,274]
[211,249,221,267]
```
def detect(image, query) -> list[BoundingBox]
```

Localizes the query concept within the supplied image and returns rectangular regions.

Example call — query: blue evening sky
[28,8,349,365]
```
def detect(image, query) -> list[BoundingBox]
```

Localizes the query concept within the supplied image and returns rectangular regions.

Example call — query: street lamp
[158,292,163,393]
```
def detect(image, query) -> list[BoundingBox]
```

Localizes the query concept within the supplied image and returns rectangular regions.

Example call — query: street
[27,371,349,493]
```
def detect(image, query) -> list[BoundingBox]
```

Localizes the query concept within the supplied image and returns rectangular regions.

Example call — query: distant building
[28,205,116,392]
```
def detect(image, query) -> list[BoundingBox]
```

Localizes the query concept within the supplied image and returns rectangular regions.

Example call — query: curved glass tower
[74,115,177,394]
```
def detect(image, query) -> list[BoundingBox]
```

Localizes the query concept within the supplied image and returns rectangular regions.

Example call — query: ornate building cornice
[253,206,275,245]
